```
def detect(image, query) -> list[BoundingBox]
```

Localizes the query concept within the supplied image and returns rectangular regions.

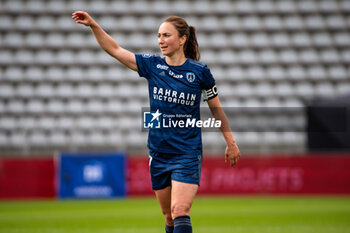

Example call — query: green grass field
[1,196,350,233]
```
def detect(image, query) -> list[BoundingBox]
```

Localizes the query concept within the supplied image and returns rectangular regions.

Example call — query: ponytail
[185,26,200,61]
[164,16,200,61]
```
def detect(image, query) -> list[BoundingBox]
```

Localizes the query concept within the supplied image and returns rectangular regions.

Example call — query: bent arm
[72,11,137,71]
[207,96,240,166]
[90,23,137,71]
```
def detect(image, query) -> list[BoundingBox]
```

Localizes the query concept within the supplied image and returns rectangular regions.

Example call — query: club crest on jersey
[186,72,196,83]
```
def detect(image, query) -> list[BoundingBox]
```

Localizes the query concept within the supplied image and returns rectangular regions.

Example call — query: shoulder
[188,58,207,69]
[136,54,162,62]
[188,59,212,76]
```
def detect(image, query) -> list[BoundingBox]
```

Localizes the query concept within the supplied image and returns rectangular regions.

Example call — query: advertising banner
[58,152,126,198]
[127,155,350,195]
[0,157,55,198]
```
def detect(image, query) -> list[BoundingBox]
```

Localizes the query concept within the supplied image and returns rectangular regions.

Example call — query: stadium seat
[259,49,278,64]
[307,65,327,81]
[15,16,34,32]
[271,33,291,48]
[299,49,319,64]
[26,100,45,114]
[36,16,56,31]
[246,66,266,81]
[320,49,340,64]
[341,0,350,12]
[47,100,65,114]
[326,15,346,30]
[7,100,25,114]
[282,15,305,31]
[239,49,258,64]
[14,50,33,66]
[314,82,335,97]
[150,1,172,15]
[343,50,350,63]
[242,16,262,31]
[0,84,14,99]
[88,1,109,14]
[192,1,212,15]
[37,117,56,131]
[25,66,45,81]
[25,33,44,49]
[264,16,283,31]
[4,66,24,82]
[292,33,312,48]
[96,116,116,130]
[328,65,348,80]
[87,131,107,147]
[336,82,350,95]
[0,133,9,147]
[0,117,17,131]
[208,33,228,49]
[9,132,27,147]
[304,15,325,30]
[56,16,79,31]
[222,16,241,31]
[319,0,339,13]
[279,49,299,64]
[295,82,315,99]
[56,117,75,131]
[70,131,88,146]
[250,33,270,48]
[287,65,307,81]
[255,83,274,98]
[105,100,124,114]
[334,32,350,47]
[86,100,105,114]
[298,0,318,13]
[76,116,95,130]
[213,0,233,14]
[4,33,24,48]
[3,0,24,14]
[36,84,55,98]
[255,0,275,14]
[18,117,37,130]
[266,66,286,81]
[226,66,246,82]
[46,66,65,81]
[56,50,76,66]
[230,33,250,48]
[26,0,46,14]
[276,0,297,13]
[275,82,295,97]
[66,100,85,114]
[16,84,34,98]
[49,131,67,147]
[46,0,66,14]
[313,32,333,47]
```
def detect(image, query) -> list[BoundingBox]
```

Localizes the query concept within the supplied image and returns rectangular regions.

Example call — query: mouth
[160,46,168,50]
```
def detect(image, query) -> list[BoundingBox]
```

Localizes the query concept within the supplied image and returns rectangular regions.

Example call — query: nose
[158,35,165,44]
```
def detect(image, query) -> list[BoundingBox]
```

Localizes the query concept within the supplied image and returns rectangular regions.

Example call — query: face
[158,22,186,57]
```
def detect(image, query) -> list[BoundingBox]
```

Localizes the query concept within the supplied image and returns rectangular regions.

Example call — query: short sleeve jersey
[135,54,216,155]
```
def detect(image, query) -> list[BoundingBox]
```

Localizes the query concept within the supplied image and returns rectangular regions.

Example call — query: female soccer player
[72,12,240,233]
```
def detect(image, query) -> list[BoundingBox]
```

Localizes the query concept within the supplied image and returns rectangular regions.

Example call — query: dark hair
[164,16,200,61]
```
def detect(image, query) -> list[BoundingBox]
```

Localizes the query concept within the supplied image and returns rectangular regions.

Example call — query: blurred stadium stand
[0,0,349,155]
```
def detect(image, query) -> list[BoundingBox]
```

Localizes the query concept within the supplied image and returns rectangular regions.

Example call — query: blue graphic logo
[143,109,162,129]
[186,72,196,83]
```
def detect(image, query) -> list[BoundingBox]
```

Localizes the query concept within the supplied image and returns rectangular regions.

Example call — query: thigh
[171,180,198,217]
[154,186,172,214]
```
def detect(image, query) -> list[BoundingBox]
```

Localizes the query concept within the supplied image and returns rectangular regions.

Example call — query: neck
[165,52,187,66]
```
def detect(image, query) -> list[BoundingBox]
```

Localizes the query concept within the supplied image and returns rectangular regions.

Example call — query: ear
[179,35,187,46]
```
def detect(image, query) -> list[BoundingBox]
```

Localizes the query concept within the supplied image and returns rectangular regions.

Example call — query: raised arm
[72,11,137,71]
[207,96,241,167]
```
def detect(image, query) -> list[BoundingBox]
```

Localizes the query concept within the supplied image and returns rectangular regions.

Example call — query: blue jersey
[135,54,217,155]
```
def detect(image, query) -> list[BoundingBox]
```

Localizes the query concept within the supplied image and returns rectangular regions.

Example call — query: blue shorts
[148,149,203,190]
